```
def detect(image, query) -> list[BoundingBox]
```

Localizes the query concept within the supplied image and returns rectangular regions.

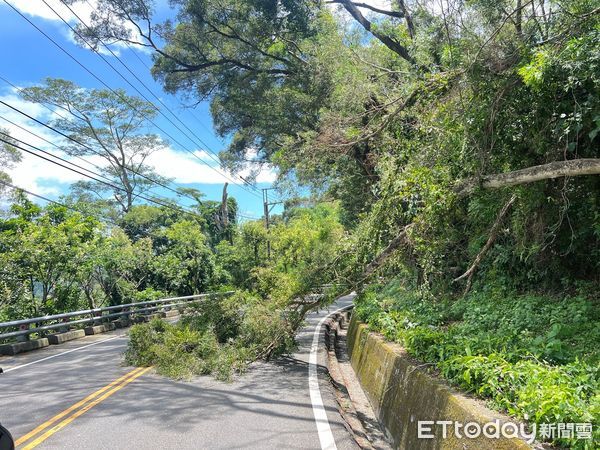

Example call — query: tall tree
[20,78,170,214]
[0,129,20,196]
[68,0,600,292]
[65,0,335,168]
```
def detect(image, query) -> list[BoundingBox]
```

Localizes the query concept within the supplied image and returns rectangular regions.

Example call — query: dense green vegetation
[0,196,217,319]
[123,203,344,379]
[355,280,599,448]
[0,188,343,378]
[2,0,599,446]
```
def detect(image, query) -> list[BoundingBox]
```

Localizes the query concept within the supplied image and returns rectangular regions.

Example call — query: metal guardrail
[0,291,234,341]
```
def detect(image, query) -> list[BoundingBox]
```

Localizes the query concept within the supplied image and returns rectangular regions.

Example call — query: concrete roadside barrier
[347,317,534,450]
[47,329,85,345]
[84,323,116,335]
[0,338,49,356]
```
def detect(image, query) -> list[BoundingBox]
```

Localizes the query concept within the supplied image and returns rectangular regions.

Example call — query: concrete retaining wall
[347,316,533,450]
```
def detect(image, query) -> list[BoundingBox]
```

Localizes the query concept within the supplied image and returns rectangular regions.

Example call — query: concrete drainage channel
[324,309,393,450]
[323,310,539,450]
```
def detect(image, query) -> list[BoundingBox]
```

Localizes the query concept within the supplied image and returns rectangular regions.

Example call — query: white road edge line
[3,334,124,373]
[309,303,353,450]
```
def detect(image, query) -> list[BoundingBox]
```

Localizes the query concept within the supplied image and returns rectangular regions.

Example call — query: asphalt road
[0,295,358,450]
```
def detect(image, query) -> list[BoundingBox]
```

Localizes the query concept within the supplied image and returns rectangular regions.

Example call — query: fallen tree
[359,158,600,286]
[455,159,600,197]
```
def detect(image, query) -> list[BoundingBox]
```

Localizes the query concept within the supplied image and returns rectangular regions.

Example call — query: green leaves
[355,282,600,447]
[0,201,101,316]
[19,78,170,214]
[152,220,215,295]
[518,51,550,90]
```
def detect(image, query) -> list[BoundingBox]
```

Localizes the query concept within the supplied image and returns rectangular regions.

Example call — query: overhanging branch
[358,159,600,284]
[327,0,406,18]
[336,0,416,65]
[455,159,600,197]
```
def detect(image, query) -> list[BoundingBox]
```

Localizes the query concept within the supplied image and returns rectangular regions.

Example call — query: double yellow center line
[15,366,152,449]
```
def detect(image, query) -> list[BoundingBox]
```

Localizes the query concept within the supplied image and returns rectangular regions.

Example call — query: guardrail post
[59,317,70,333]
[16,324,30,342]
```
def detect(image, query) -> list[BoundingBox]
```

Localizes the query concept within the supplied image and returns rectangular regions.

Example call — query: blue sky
[0,0,283,220]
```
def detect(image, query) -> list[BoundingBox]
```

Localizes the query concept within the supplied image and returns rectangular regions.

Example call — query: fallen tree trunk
[455,158,600,197]
[358,158,600,285]
[360,225,412,282]
[453,194,517,294]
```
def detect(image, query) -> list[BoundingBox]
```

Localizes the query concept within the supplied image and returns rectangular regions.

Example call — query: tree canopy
[2,0,599,443]
[20,78,170,214]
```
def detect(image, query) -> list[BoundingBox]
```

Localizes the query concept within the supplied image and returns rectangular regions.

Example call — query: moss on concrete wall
[347,316,533,450]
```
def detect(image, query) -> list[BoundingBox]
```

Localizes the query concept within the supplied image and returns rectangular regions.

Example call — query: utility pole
[220,183,232,244]
[262,188,284,259]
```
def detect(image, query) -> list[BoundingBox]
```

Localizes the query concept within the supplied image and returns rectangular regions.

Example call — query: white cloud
[145,147,229,185]
[254,168,277,184]
[145,146,277,186]
[6,140,277,199]
[236,147,277,184]
[9,0,147,55]
[0,94,56,144]
[329,0,394,19]
[0,88,277,200]
[8,0,86,22]
[0,91,93,195]
[7,152,83,196]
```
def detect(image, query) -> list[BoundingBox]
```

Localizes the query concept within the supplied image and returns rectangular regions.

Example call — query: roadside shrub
[124,318,168,366]
[354,279,600,448]
[124,292,297,381]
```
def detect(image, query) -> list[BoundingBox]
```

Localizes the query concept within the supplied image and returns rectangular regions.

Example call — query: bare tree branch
[453,195,517,294]
[336,0,416,65]
[327,0,406,18]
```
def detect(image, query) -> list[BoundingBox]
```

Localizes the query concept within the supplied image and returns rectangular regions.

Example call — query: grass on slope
[354,279,600,449]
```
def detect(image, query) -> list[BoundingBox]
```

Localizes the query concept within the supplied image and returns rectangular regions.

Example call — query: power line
[0,97,271,218]
[0,115,117,186]
[0,179,120,227]
[0,76,214,207]
[0,135,208,221]
[53,0,262,196]
[63,0,274,201]
[2,0,261,200]
[108,8,281,201]
[238,214,261,220]
[63,0,228,168]
[87,0,229,149]
[1,178,256,229]
[0,75,270,209]
[0,127,117,186]
[0,97,205,206]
